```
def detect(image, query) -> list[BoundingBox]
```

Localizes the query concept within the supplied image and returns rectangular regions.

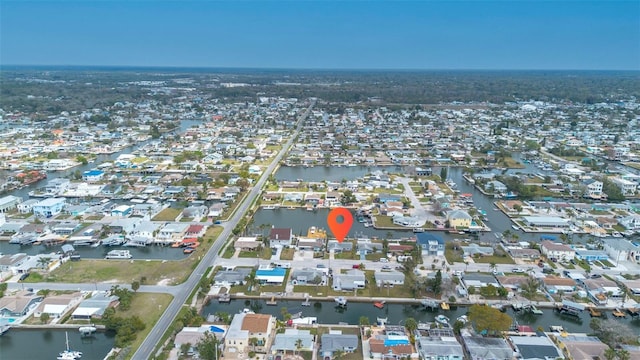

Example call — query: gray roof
[374,271,405,282]
[418,336,464,358]
[462,335,513,360]
[510,336,561,360]
[214,268,251,284]
[272,329,314,351]
[321,333,359,353]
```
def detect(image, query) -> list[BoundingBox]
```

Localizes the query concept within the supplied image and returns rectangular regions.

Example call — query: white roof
[72,307,100,316]
[43,304,68,314]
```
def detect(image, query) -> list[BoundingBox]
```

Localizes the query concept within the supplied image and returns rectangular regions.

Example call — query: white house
[611,177,637,197]
[619,215,640,230]
[584,179,603,199]
[0,195,22,213]
[540,240,575,261]
[32,198,66,218]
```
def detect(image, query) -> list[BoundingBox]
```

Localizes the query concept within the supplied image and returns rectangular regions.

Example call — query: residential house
[510,335,562,360]
[110,205,132,217]
[461,244,493,257]
[485,180,507,194]
[225,312,275,354]
[157,223,189,243]
[320,332,359,359]
[462,274,500,289]
[326,240,353,253]
[447,210,472,229]
[182,205,208,220]
[416,233,445,256]
[174,325,227,356]
[82,170,105,182]
[357,239,383,255]
[582,277,623,305]
[32,198,66,218]
[619,214,640,230]
[554,335,609,360]
[291,268,324,286]
[574,249,609,262]
[540,240,575,261]
[417,329,464,360]
[185,224,206,238]
[50,221,81,236]
[109,218,142,235]
[332,269,366,291]
[297,237,325,251]
[207,203,226,219]
[269,227,293,247]
[213,268,251,287]
[234,237,261,251]
[461,334,513,360]
[368,331,416,359]
[0,253,28,274]
[611,177,637,197]
[16,199,39,214]
[272,329,314,353]
[583,179,603,199]
[0,195,22,213]
[255,267,287,285]
[602,238,640,263]
[542,276,577,294]
[374,271,405,287]
[72,292,119,320]
[34,291,83,319]
[0,290,43,317]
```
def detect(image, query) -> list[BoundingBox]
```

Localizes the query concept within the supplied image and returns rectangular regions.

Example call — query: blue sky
[1,1,639,70]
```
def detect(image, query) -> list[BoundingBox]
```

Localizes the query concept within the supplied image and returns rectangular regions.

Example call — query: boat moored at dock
[104,250,132,259]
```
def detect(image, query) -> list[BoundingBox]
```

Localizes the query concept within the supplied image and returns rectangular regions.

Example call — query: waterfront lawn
[497,157,525,169]
[27,227,223,285]
[152,208,182,221]
[293,285,327,297]
[373,216,407,229]
[280,248,295,260]
[445,243,464,263]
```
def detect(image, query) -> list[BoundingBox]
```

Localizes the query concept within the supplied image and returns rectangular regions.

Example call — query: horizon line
[2,64,639,73]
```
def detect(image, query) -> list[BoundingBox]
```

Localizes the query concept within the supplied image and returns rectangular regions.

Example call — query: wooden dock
[266,296,277,306]
[588,307,602,317]
[627,307,639,317]
[612,308,626,318]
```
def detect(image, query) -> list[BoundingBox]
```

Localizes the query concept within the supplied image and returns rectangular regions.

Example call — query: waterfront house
[462,274,500,289]
[109,217,141,235]
[522,216,571,229]
[460,334,513,360]
[132,202,163,217]
[157,222,189,243]
[582,277,623,305]
[32,197,66,218]
[50,221,81,236]
[326,240,353,253]
[0,195,23,213]
[182,205,208,221]
[34,291,83,319]
[272,329,314,353]
[619,214,640,230]
[269,227,293,247]
[375,271,405,287]
[185,224,206,238]
[368,333,416,359]
[82,169,105,182]
[16,199,39,214]
[0,290,43,317]
[416,233,445,256]
[417,329,464,360]
[207,203,226,219]
[510,335,562,360]
[297,237,325,251]
[542,276,577,294]
[174,325,227,356]
[461,244,493,258]
[213,268,251,287]
[0,253,28,274]
[43,178,71,195]
[128,221,160,241]
[110,205,132,217]
[583,179,603,199]
[72,292,119,320]
[332,269,366,292]
[446,210,472,229]
[357,239,383,255]
[485,180,507,194]
[255,266,287,285]
[554,335,609,360]
[320,332,359,359]
[540,241,575,261]
[611,177,637,197]
[574,249,609,262]
[225,312,275,354]
[234,237,261,251]
[291,268,324,285]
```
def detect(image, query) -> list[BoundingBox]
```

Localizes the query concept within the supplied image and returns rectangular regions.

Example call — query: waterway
[0,329,115,360]
[203,299,640,334]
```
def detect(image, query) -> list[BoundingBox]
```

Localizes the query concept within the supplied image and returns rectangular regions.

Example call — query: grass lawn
[221,244,236,259]
[293,285,327,296]
[9,212,32,219]
[474,255,516,265]
[365,253,385,261]
[26,227,223,285]
[445,243,464,263]
[373,216,407,229]
[111,293,172,355]
[334,251,357,260]
[86,215,103,221]
[239,247,272,260]
[152,208,182,221]
[280,248,295,260]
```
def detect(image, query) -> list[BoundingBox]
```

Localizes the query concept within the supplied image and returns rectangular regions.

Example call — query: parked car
[511,268,525,273]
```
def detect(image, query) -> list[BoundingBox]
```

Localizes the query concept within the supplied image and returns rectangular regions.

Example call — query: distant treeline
[1,68,638,114]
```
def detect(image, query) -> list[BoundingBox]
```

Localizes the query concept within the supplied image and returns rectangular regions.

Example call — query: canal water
[0,329,115,360]
[203,299,640,334]
[0,241,191,260]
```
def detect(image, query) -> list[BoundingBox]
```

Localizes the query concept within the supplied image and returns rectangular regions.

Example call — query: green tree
[340,190,357,204]
[359,316,370,326]
[295,338,303,355]
[404,317,418,334]
[196,332,220,360]
[440,167,448,182]
[131,280,140,292]
[180,342,192,357]
[468,304,512,335]
[40,312,50,324]
[430,269,443,295]
[521,276,540,300]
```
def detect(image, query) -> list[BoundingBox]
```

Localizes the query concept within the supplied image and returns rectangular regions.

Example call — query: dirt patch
[156,278,174,286]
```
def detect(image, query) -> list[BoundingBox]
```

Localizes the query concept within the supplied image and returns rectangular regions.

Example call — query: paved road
[131,100,315,360]
[6,282,182,295]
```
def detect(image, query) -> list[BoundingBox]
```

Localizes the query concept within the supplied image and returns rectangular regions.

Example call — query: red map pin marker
[327,207,353,243]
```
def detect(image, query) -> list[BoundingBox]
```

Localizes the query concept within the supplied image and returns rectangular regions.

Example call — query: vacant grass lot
[26,227,223,285]
[152,208,182,221]
[239,247,272,259]
[280,248,295,260]
[474,255,516,265]
[374,216,407,229]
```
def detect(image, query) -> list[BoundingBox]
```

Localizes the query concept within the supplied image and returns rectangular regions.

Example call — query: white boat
[456,315,468,324]
[78,326,96,336]
[377,317,388,326]
[512,224,519,230]
[335,297,347,307]
[435,315,450,326]
[549,325,564,333]
[58,331,82,360]
[105,250,132,259]
[412,228,425,233]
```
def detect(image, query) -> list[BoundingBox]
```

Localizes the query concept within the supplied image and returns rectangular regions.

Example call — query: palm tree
[294,338,303,355]
[604,348,617,360]
[332,349,344,360]
[617,349,630,360]
[249,337,258,353]
[489,262,497,273]
[404,317,418,335]
[37,257,51,270]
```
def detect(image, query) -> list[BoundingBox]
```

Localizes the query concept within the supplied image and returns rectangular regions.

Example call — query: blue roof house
[83,170,105,182]
[416,233,445,256]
